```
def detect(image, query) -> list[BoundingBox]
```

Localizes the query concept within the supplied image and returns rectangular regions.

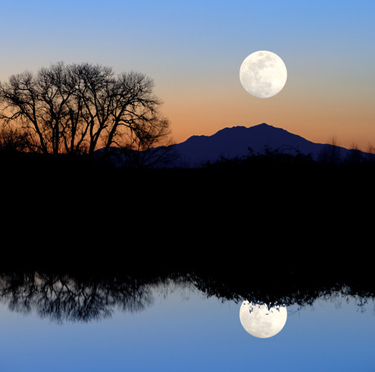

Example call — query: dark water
[0,271,374,372]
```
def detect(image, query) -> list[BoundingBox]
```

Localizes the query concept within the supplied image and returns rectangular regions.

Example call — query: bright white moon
[239,301,287,338]
[239,50,287,98]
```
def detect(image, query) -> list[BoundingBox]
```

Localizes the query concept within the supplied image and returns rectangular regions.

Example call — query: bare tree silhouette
[0,62,171,162]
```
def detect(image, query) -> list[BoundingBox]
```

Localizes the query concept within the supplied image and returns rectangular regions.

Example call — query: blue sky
[0,0,374,147]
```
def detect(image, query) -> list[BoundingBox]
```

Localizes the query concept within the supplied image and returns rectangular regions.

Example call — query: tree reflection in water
[0,272,157,322]
[0,267,374,323]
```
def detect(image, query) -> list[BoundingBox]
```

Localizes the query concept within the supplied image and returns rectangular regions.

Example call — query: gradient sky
[0,0,374,149]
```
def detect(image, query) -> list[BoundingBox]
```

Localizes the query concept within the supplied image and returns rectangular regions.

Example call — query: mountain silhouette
[94,123,373,168]
[172,123,366,167]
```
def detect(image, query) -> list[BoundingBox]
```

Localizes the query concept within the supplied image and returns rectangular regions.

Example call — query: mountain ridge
[95,123,374,168]
[172,123,352,167]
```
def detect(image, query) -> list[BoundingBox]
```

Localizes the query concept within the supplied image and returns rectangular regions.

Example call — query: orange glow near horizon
[163,89,375,152]
[157,58,375,152]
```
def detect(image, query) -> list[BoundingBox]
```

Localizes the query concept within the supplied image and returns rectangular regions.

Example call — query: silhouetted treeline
[0,143,374,279]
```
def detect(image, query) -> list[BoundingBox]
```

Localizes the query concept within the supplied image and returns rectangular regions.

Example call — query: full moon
[239,50,287,98]
[239,301,287,338]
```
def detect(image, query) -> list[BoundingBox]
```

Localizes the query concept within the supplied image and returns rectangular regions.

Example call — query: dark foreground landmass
[1,150,374,285]
[0,150,374,322]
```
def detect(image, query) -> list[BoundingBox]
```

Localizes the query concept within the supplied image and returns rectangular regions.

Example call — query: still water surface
[0,279,374,372]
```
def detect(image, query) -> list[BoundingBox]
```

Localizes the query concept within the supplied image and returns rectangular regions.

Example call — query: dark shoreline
[1,150,374,281]
[0,262,373,324]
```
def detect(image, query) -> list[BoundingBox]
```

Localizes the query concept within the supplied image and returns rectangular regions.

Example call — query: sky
[0,0,374,149]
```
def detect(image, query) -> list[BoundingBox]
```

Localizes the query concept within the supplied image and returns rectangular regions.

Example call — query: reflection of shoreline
[0,270,373,323]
